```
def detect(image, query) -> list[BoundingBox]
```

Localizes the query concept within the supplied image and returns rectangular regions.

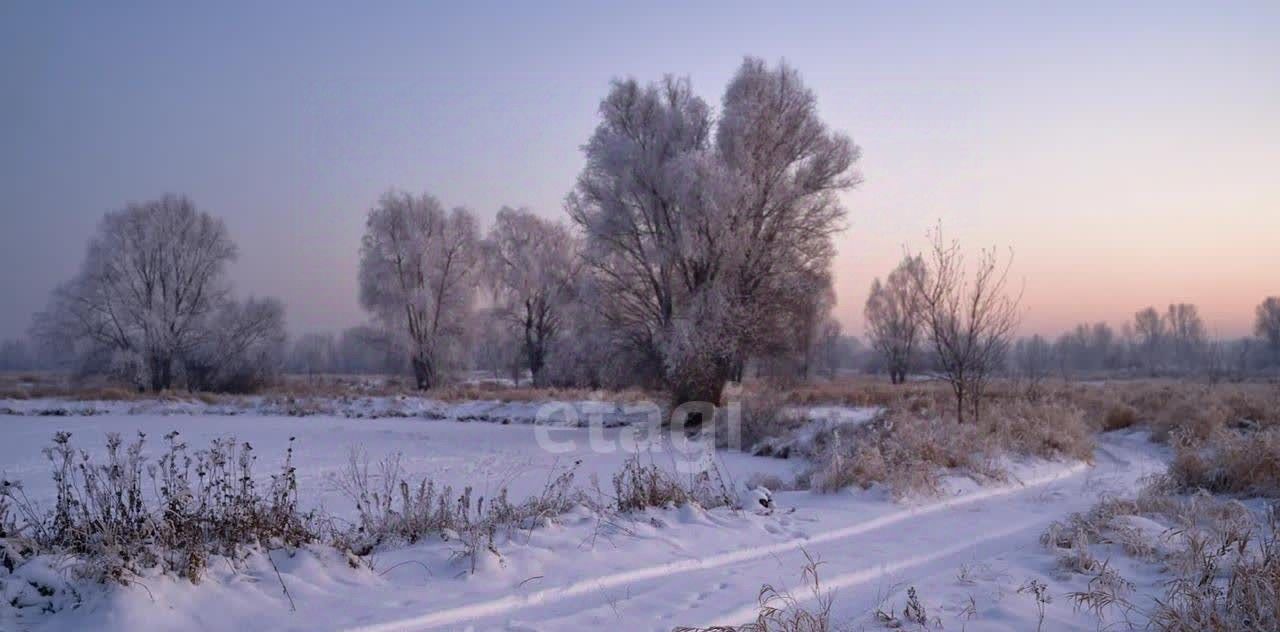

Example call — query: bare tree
[1011,334,1053,397]
[808,318,844,379]
[907,227,1021,423]
[1133,307,1166,374]
[358,190,480,390]
[865,255,925,384]
[1256,296,1280,364]
[569,57,859,407]
[1053,322,1117,374]
[1165,303,1206,372]
[289,332,337,376]
[481,207,577,386]
[31,195,237,391]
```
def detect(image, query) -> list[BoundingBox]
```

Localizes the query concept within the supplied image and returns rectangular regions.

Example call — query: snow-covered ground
[0,406,1175,631]
[0,413,800,523]
[0,396,661,427]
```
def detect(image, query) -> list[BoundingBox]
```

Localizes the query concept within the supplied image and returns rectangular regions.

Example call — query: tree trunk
[668,375,727,429]
[526,342,546,387]
[411,355,435,391]
[149,354,173,392]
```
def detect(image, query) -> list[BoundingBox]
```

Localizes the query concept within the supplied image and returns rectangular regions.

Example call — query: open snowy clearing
[1,409,1173,631]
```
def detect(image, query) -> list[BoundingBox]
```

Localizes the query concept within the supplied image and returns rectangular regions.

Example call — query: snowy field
[0,412,803,523]
[0,406,1183,631]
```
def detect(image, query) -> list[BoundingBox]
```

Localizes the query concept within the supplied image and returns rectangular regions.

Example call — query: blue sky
[2,1,1277,340]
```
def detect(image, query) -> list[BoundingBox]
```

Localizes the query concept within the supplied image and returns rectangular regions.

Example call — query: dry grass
[1169,427,1280,497]
[611,455,735,513]
[781,376,1279,439]
[1,431,317,584]
[807,395,1094,498]
[1044,479,1280,631]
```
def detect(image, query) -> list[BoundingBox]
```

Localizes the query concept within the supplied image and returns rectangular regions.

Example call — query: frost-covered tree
[0,339,34,371]
[358,190,479,390]
[31,195,238,391]
[807,318,844,379]
[290,332,337,376]
[182,297,286,392]
[336,325,403,374]
[1165,303,1206,371]
[471,307,524,384]
[1255,296,1280,364]
[481,207,578,386]
[907,227,1021,423]
[1011,334,1053,396]
[1053,322,1117,374]
[865,255,925,384]
[570,58,859,406]
[1133,307,1167,374]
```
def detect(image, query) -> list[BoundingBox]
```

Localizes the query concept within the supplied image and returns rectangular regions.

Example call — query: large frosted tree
[481,207,577,386]
[359,190,479,390]
[570,57,859,406]
[32,195,238,391]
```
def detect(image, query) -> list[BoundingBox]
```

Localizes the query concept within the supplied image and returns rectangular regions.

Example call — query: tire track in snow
[694,517,1044,628]
[343,461,1088,632]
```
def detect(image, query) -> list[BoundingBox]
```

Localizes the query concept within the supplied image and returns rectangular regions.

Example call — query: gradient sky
[2,1,1277,342]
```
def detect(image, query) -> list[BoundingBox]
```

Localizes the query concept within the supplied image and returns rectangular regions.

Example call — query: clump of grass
[1169,427,1280,497]
[1102,404,1139,431]
[611,455,734,513]
[1,431,316,585]
[808,396,1091,498]
[332,448,583,567]
[1151,505,1280,631]
[1044,477,1280,631]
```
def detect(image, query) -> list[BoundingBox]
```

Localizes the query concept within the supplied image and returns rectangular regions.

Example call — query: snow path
[346,433,1165,631]
[347,463,1089,632]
